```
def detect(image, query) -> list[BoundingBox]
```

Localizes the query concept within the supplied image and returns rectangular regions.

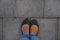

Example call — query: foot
[21,18,30,34]
[30,19,39,35]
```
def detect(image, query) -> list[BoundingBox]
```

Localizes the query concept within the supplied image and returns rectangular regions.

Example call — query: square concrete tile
[3,18,57,40]
[0,19,2,40]
[3,18,19,40]
[58,19,60,40]
[31,18,57,40]
[3,18,28,40]
[15,0,44,17]
[44,0,60,17]
[0,0,14,17]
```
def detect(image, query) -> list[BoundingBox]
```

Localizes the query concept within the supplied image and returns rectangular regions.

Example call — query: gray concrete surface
[15,0,44,17]
[0,0,14,17]
[3,18,58,40]
[37,19,57,40]
[0,0,60,40]
[44,0,60,17]
[3,18,19,40]
[31,18,57,40]
[3,18,26,40]
[0,19,2,40]
[58,19,60,40]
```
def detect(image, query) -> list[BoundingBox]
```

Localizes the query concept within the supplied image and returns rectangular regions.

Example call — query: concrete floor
[0,0,60,40]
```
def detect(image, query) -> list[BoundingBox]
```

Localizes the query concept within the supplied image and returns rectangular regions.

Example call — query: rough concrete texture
[3,18,19,40]
[3,18,27,40]
[0,19,2,40]
[0,0,14,17]
[31,18,57,40]
[3,18,57,40]
[58,19,60,40]
[15,0,44,17]
[0,0,60,40]
[44,0,60,17]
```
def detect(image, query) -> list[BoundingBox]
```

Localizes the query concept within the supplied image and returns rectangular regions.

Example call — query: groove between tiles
[2,18,3,40]
[13,0,16,17]
[43,0,45,18]
[0,17,60,19]
[57,18,58,40]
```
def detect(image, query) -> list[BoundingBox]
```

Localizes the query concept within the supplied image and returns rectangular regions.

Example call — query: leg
[30,34,39,40]
[19,34,29,40]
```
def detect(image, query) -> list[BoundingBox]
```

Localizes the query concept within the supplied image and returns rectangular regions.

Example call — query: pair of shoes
[21,18,39,36]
